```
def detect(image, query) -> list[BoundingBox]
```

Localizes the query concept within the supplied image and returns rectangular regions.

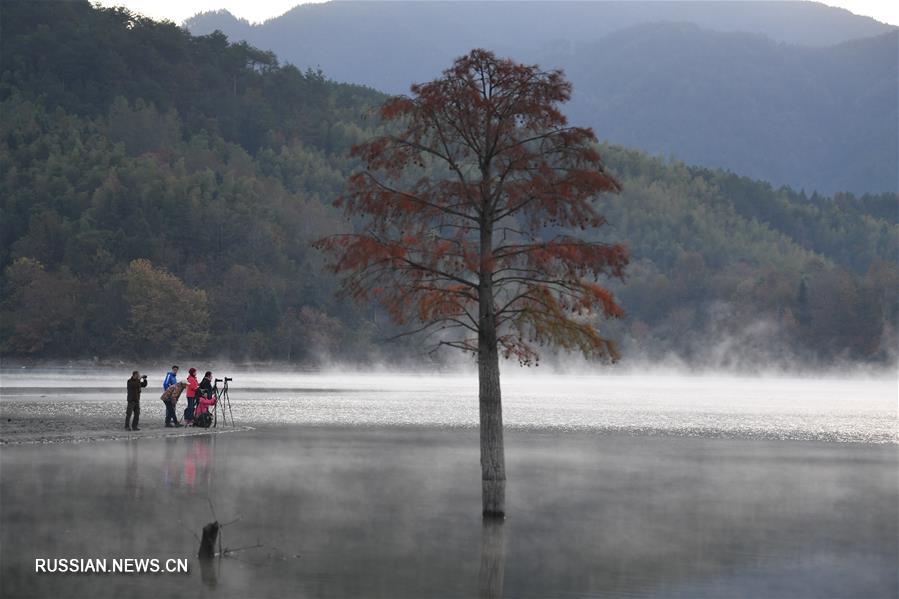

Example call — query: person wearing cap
[184,367,200,424]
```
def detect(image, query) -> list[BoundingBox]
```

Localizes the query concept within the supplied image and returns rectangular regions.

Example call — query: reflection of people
[163,365,179,390]
[161,381,187,427]
[126,438,140,499]
[183,436,212,488]
[125,371,147,431]
[184,368,199,424]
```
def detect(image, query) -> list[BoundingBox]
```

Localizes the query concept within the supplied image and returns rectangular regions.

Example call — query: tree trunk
[198,521,219,559]
[479,219,506,519]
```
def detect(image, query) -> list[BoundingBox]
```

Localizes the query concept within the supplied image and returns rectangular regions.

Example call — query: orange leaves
[417,289,465,322]
[313,49,629,364]
[379,96,415,120]
[311,235,406,273]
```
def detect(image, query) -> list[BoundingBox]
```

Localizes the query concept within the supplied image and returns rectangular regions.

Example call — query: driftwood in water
[198,521,220,559]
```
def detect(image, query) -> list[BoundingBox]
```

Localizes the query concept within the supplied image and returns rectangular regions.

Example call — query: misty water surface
[1,428,897,598]
[1,370,897,598]
[1,369,896,443]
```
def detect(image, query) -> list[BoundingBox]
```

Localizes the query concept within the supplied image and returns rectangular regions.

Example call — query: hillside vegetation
[1,1,896,367]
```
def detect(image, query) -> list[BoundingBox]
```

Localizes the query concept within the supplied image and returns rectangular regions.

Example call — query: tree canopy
[317,50,627,365]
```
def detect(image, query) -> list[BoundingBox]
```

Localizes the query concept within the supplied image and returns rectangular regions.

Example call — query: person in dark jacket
[163,365,179,391]
[125,371,148,431]
[198,371,214,400]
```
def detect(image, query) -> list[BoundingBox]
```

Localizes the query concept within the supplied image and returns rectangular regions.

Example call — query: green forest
[1,1,897,368]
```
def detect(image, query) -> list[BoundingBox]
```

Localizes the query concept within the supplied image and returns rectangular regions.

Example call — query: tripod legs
[214,387,234,427]
[209,384,234,428]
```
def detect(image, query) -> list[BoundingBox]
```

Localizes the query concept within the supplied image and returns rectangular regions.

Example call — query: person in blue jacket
[163,365,179,391]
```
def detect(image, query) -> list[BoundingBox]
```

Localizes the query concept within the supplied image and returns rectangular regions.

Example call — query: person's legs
[125,401,133,430]
[184,397,196,422]
[131,401,140,430]
[165,401,174,425]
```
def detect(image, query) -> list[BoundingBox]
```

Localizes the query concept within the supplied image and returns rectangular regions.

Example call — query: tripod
[212,378,235,427]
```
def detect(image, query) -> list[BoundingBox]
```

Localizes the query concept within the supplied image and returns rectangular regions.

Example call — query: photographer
[125,371,147,431]
[199,371,213,400]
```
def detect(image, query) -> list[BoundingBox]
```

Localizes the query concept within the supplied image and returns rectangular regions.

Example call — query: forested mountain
[1,1,897,368]
[186,2,898,196]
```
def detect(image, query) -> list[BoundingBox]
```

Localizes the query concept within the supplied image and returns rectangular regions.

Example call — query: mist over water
[2,428,897,598]
[1,368,896,443]
[1,368,897,598]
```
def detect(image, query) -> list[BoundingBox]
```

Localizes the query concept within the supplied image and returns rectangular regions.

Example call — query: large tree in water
[316,49,628,518]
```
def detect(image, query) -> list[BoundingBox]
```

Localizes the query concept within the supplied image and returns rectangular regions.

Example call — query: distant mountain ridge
[186,1,894,48]
[185,2,898,196]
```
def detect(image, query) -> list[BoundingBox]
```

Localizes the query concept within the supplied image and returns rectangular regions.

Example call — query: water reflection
[479,519,507,599]
[184,436,214,491]
[161,435,216,491]
[1,428,896,598]
[125,438,140,499]
[164,436,178,488]
[198,555,219,590]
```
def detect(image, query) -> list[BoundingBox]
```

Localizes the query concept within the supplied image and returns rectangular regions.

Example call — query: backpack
[194,412,213,428]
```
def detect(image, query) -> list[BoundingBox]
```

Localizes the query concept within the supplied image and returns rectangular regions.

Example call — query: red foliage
[314,49,628,364]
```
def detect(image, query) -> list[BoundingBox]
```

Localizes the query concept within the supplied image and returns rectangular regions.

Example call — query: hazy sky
[93,0,899,27]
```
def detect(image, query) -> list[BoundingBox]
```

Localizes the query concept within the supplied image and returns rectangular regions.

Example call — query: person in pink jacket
[193,392,217,425]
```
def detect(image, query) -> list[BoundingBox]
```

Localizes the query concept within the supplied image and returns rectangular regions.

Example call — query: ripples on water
[1,369,896,443]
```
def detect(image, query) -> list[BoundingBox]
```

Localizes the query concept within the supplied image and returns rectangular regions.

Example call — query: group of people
[124,366,217,431]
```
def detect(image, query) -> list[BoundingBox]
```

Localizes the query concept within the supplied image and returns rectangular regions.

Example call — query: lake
[1,369,897,598]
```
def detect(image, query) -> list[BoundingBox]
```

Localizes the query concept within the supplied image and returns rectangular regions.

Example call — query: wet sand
[1,425,896,598]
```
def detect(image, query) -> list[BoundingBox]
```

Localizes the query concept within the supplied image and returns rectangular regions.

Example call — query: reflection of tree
[198,556,218,589]
[479,519,507,599]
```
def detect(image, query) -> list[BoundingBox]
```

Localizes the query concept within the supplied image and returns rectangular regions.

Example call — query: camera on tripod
[210,376,234,427]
